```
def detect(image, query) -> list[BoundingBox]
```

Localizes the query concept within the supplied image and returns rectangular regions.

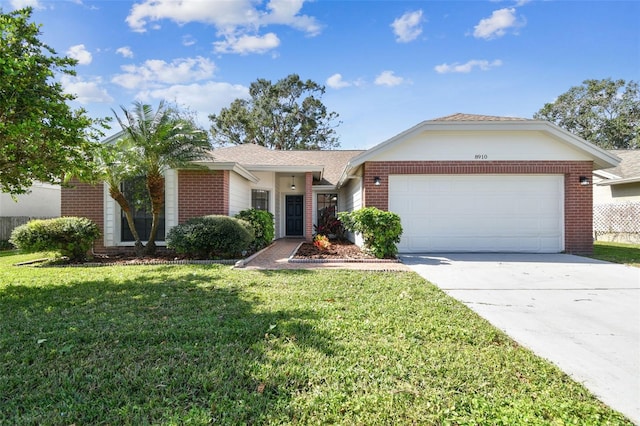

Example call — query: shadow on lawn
[0,266,336,424]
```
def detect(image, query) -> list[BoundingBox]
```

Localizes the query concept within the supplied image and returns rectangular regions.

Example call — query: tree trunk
[144,172,165,255]
[109,186,145,256]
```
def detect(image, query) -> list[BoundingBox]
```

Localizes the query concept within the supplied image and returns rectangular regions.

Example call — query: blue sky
[3,0,639,149]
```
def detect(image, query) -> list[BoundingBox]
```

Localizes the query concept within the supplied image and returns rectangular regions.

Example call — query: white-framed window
[120,176,165,242]
[252,189,269,211]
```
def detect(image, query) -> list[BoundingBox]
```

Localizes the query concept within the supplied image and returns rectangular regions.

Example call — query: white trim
[192,162,259,183]
[596,176,640,186]
[341,119,620,177]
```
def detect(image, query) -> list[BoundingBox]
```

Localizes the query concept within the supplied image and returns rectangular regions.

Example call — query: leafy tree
[112,101,211,255]
[534,78,639,149]
[209,74,341,150]
[0,7,106,195]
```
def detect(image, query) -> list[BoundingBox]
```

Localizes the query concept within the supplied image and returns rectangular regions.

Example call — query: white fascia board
[337,164,362,188]
[533,121,621,169]
[101,130,126,145]
[593,170,621,180]
[596,176,640,186]
[312,185,337,192]
[192,161,259,183]
[344,119,621,171]
[246,165,324,173]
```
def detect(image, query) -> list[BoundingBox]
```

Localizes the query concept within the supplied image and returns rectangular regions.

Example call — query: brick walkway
[238,238,410,271]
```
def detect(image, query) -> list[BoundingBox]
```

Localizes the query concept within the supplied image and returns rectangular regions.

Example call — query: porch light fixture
[579,176,590,186]
[373,176,381,186]
[290,175,296,190]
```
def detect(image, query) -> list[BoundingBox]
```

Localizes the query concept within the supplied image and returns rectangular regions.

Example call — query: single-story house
[593,149,640,243]
[593,150,640,204]
[62,113,620,254]
[1,182,61,240]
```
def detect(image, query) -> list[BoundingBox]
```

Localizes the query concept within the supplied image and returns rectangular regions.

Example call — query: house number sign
[474,154,488,159]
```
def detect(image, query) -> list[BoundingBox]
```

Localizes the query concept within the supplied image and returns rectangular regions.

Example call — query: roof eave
[192,161,259,183]
[345,119,622,171]
[596,176,640,186]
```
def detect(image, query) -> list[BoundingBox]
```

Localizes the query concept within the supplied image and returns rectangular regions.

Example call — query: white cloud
[326,73,352,89]
[182,35,197,46]
[61,75,113,104]
[434,59,503,74]
[213,33,280,55]
[391,10,423,43]
[67,44,92,65]
[125,0,321,55]
[116,46,134,58]
[10,0,43,10]
[473,8,523,40]
[112,56,216,89]
[137,81,249,122]
[375,70,404,87]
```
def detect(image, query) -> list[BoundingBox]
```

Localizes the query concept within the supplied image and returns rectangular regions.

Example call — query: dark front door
[286,195,304,236]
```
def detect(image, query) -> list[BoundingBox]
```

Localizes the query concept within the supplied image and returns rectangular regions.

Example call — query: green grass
[591,241,640,267]
[0,252,632,425]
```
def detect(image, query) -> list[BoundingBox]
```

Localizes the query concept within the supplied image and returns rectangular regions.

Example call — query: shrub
[314,208,345,240]
[0,240,14,251]
[338,207,403,259]
[313,234,331,250]
[9,217,101,261]
[166,215,254,259]
[235,209,274,251]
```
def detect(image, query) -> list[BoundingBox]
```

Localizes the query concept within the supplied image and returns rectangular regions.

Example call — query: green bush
[166,215,254,259]
[235,209,274,251]
[338,207,403,259]
[9,217,101,261]
[0,240,14,251]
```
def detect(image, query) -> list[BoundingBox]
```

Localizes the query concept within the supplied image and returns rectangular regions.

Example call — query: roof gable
[343,115,620,173]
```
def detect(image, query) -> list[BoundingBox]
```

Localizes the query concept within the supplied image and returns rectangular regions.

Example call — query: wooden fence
[0,217,56,241]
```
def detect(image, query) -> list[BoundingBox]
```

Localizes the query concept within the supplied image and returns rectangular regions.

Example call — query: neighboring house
[0,182,61,240]
[593,150,640,243]
[62,113,619,255]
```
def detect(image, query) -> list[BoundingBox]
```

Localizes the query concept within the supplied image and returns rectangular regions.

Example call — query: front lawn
[0,252,631,425]
[591,241,640,267]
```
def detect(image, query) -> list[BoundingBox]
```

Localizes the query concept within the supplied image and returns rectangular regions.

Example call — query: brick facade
[362,161,594,254]
[177,169,229,223]
[61,179,106,252]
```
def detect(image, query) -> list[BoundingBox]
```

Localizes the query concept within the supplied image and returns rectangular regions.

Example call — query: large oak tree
[534,78,639,150]
[209,74,341,150]
[0,7,105,194]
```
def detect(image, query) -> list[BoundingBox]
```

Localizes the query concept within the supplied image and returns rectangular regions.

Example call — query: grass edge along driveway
[0,251,633,425]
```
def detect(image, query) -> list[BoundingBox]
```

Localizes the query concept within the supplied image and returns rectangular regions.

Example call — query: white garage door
[389,174,564,253]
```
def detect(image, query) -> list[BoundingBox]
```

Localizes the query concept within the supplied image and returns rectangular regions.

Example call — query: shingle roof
[431,113,529,121]
[601,150,640,179]
[207,144,364,186]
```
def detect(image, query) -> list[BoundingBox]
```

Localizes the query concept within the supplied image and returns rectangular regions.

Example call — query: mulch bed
[292,240,377,260]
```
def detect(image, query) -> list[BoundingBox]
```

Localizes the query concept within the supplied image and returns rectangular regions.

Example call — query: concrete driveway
[400,253,640,424]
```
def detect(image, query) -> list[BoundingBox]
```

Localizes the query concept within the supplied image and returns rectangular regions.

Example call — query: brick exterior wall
[362,161,594,254]
[177,169,229,223]
[61,179,106,252]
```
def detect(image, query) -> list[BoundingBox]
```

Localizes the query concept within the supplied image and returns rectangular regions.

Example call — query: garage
[389,174,564,253]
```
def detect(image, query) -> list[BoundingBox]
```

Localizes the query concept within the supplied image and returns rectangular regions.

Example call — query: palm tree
[93,139,146,255]
[114,101,211,255]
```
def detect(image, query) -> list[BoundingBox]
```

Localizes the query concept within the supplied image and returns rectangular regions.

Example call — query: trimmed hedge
[338,207,403,259]
[235,209,274,251]
[166,215,254,259]
[9,217,101,261]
